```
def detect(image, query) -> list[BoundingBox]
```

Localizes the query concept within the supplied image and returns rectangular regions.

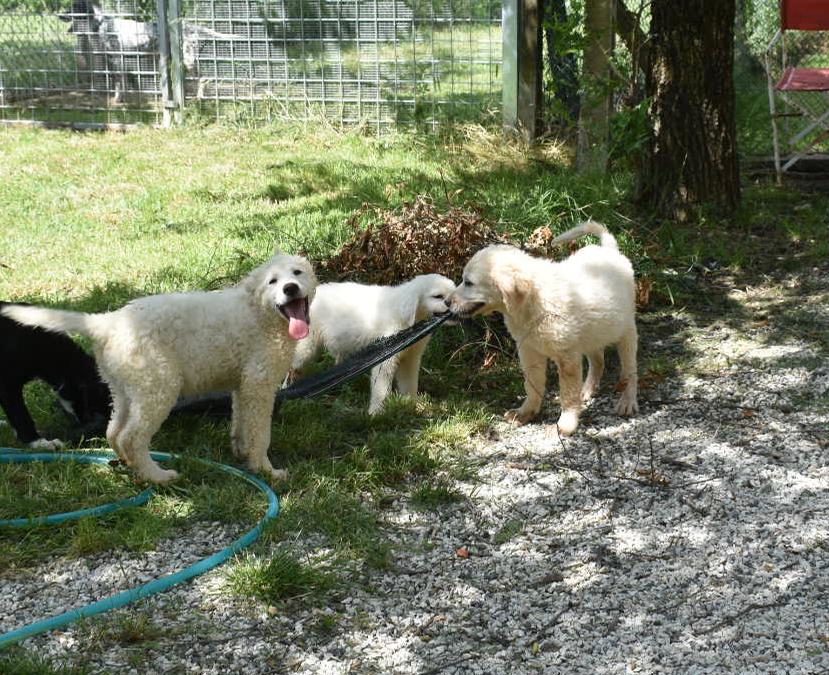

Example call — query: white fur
[292,274,456,414]
[2,253,317,483]
[448,221,638,435]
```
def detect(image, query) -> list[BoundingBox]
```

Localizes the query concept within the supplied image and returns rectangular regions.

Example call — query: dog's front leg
[555,354,583,435]
[505,342,546,425]
[395,338,429,398]
[233,381,285,480]
[368,356,399,415]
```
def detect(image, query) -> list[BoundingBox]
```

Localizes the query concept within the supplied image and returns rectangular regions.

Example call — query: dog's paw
[615,396,639,417]
[504,408,536,426]
[247,457,288,481]
[139,466,180,484]
[580,383,599,403]
[555,410,579,436]
[28,438,65,451]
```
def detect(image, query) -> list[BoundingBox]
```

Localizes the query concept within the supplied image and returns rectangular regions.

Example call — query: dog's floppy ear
[492,264,533,313]
[400,288,420,327]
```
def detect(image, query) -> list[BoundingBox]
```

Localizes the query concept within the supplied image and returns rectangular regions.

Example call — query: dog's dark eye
[432,294,445,300]
[268,277,278,285]
[463,279,474,287]
[292,269,302,276]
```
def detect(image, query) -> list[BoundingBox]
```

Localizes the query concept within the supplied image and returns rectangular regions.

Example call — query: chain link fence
[0,0,501,130]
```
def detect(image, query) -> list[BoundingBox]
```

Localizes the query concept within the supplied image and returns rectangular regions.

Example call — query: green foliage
[608,96,650,168]
[740,0,780,61]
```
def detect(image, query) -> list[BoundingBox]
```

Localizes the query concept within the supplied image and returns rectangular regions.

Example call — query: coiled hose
[0,449,279,649]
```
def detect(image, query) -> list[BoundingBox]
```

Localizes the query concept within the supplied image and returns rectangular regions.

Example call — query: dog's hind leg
[368,356,399,415]
[614,324,639,417]
[554,354,583,435]
[395,338,429,399]
[105,383,131,463]
[581,350,605,402]
[115,384,180,484]
[505,343,547,425]
[234,380,283,480]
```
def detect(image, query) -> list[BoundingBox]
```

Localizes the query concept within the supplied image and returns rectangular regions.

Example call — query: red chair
[765,0,829,181]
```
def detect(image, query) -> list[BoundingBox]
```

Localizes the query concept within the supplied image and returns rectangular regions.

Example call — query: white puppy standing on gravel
[2,253,317,484]
[292,273,456,414]
[447,220,638,435]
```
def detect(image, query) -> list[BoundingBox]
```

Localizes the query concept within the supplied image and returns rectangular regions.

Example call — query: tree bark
[577,0,615,173]
[638,0,740,218]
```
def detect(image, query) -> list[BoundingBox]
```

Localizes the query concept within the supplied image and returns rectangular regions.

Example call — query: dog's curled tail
[551,219,618,250]
[1,304,102,340]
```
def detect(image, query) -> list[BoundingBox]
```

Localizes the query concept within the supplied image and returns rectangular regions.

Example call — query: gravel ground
[2,264,828,674]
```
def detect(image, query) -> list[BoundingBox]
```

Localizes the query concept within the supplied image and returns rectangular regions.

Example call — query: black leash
[173,312,453,415]
[280,312,452,400]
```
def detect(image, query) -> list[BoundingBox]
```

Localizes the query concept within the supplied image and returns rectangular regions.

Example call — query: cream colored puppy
[2,253,317,483]
[447,221,638,434]
[292,273,456,414]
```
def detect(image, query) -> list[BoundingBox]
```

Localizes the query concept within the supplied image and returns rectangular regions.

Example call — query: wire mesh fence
[0,0,502,130]
[746,2,829,158]
[0,0,164,126]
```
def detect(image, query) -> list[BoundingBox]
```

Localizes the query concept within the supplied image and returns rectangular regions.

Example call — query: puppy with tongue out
[2,252,317,484]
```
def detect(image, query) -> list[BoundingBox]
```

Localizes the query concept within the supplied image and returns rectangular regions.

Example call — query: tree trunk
[577,0,615,173]
[638,0,740,219]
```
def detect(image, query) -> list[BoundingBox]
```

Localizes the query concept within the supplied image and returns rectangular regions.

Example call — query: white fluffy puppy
[2,253,316,483]
[447,221,638,435]
[292,273,456,414]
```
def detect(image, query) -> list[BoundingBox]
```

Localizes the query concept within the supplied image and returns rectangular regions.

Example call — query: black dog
[0,301,111,448]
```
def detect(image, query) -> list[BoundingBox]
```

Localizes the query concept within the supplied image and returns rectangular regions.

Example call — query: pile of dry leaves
[319,197,652,309]
[320,195,506,284]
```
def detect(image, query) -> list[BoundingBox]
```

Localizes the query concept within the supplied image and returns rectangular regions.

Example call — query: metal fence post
[502,0,542,139]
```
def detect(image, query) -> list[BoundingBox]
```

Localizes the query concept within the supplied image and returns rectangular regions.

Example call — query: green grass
[0,648,91,675]
[410,477,465,509]
[227,550,337,604]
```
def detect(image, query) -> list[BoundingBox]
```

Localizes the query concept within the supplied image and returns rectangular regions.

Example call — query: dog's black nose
[444,298,451,308]
[283,282,299,297]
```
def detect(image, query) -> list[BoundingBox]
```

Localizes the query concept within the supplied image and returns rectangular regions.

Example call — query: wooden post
[156,0,173,127]
[503,0,542,139]
[167,0,185,125]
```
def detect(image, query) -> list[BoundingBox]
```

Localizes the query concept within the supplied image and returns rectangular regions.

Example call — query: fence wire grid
[0,0,502,130]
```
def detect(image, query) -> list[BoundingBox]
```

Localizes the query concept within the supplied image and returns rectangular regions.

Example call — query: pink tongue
[283,300,310,340]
